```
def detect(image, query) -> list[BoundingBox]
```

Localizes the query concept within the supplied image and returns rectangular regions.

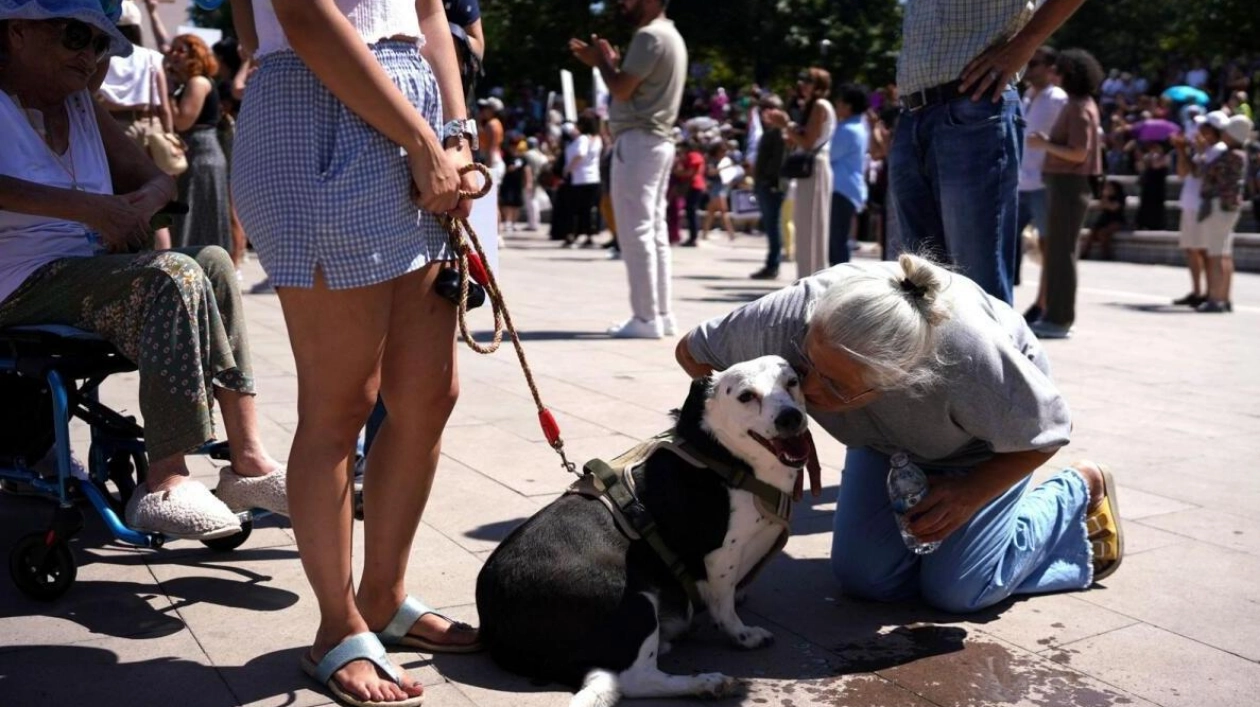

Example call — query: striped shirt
[897,0,1035,95]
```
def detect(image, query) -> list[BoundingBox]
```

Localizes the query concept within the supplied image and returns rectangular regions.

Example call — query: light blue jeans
[890,89,1024,304]
[830,447,1092,614]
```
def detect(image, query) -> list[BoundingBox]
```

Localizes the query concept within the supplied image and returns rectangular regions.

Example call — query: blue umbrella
[1162,85,1209,106]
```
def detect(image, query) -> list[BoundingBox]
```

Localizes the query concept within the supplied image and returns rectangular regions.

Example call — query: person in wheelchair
[0,0,287,540]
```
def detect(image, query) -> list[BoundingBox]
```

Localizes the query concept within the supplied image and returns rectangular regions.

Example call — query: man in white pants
[571,0,687,338]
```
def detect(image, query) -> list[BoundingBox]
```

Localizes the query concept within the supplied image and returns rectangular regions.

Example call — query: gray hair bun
[897,254,950,327]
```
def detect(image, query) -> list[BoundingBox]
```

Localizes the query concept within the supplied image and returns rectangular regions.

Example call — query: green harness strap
[569,431,795,607]
[584,457,705,606]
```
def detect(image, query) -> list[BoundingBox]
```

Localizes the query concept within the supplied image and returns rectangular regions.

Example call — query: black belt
[899,81,964,111]
[899,80,1011,112]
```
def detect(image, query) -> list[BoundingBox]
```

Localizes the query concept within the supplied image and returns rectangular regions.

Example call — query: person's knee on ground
[830,534,917,603]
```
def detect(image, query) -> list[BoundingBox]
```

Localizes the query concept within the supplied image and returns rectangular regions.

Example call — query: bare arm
[0,176,104,223]
[229,0,258,56]
[230,57,253,103]
[787,101,828,149]
[464,18,484,61]
[675,332,715,379]
[417,0,470,124]
[908,449,1056,543]
[95,101,176,202]
[155,65,174,133]
[143,0,171,54]
[570,35,645,103]
[170,75,212,133]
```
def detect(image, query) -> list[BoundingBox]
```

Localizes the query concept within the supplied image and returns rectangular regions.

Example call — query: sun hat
[477,96,504,113]
[1194,110,1230,132]
[1224,115,1254,145]
[0,0,133,59]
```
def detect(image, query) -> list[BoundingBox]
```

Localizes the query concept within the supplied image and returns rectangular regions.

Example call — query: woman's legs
[685,188,703,244]
[718,196,736,239]
[275,270,421,703]
[354,264,475,647]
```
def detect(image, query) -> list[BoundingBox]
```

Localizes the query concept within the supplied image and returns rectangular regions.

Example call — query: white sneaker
[659,313,677,337]
[125,480,241,540]
[607,317,662,339]
[607,249,621,260]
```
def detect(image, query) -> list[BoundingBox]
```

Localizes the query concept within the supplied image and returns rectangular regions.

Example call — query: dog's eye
[737,391,756,403]
[786,378,799,388]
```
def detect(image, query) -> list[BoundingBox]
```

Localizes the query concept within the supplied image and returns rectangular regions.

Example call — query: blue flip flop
[300,632,424,707]
[377,595,483,654]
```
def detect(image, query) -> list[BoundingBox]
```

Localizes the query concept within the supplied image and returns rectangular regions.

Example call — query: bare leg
[229,203,247,269]
[1221,255,1234,304]
[216,388,282,477]
[702,202,715,237]
[356,264,476,647]
[1204,255,1224,302]
[276,270,422,704]
[1186,249,1206,296]
[146,454,191,491]
[720,199,735,239]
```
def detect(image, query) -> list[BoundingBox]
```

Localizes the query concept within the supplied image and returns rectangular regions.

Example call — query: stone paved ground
[2,231,1258,707]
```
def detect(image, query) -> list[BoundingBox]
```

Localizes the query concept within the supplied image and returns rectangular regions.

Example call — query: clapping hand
[569,35,618,69]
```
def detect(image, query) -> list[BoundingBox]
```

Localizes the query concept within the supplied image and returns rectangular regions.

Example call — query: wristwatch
[441,119,478,151]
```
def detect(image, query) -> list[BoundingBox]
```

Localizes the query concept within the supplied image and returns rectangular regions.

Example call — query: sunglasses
[1027,59,1044,68]
[790,337,877,406]
[48,19,113,63]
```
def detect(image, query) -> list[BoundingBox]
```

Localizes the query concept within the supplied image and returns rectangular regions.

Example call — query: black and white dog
[476,356,811,706]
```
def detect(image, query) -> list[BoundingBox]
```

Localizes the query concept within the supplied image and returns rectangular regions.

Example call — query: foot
[1022,304,1043,325]
[1071,460,1107,514]
[659,313,677,337]
[1196,299,1229,313]
[607,317,662,339]
[311,631,424,705]
[1030,319,1071,339]
[607,248,621,260]
[681,240,698,247]
[215,465,288,515]
[359,597,481,652]
[750,267,779,280]
[125,479,241,539]
[1172,292,1205,307]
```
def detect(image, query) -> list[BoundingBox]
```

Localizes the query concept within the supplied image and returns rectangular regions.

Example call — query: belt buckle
[903,88,929,113]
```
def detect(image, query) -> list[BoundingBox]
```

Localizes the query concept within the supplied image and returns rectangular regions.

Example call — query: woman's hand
[83,193,152,253]
[1026,132,1049,149]
[407,139,463,215]
[446,144,477,219]
[904,474,993,544]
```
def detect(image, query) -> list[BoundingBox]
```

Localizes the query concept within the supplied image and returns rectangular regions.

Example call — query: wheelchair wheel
[200,516,252,552]
[9,533,76,601]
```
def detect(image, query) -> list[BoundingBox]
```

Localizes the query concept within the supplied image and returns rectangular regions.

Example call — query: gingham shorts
[231,42,451,290]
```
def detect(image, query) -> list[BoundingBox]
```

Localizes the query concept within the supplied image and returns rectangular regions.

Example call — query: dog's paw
[693,672,743,699]
[730,625,774,649]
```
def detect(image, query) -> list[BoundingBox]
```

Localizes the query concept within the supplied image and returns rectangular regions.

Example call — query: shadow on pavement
[464,518,528,543]
[1105,301,1199,314]
[474,330,608,343]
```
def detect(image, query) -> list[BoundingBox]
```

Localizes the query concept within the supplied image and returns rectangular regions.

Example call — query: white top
[0,91,112,304]
[565,135,602,186]
[99,46,165,109]
[253,0,424,57]
[1019,84,1068,191]
[810,100,836,154]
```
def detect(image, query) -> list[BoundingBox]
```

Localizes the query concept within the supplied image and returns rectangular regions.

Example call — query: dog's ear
[673,375,714,430]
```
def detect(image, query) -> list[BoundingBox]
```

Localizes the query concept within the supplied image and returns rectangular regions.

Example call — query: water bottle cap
[890,452,909,467]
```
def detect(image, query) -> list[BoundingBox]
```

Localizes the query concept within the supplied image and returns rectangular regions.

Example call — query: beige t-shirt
[608,18,687,140]
[1043,97,1102,176]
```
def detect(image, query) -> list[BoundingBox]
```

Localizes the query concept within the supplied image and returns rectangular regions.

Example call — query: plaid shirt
[898,0,1035,95]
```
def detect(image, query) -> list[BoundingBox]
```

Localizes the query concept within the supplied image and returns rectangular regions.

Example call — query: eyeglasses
[48,19,113,63]
[791,337,877,406]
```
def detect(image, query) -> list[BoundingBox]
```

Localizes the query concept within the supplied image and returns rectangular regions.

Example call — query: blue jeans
[830,447,1092,613]
[828,193,858,265]
[755,185,784,269]
[890,90,1024,304]
[1016,188,1049,287]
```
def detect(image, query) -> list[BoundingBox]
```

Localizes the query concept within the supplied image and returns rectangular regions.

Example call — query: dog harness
[566,431,793,606]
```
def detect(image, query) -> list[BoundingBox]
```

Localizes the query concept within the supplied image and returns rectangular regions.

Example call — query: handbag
[781,147,819,180]
[130,66,188,177]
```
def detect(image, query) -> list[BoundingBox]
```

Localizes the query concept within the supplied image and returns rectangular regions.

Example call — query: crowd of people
[0,0,1248,705]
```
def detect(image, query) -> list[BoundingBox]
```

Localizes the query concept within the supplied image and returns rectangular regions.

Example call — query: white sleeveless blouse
[253,0,425,57]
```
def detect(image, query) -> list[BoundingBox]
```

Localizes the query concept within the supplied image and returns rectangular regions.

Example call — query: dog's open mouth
[748,430,811,468]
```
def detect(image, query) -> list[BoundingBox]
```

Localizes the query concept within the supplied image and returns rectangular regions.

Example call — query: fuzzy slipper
[300,632,423,707]
[1086,465,1124,582]
[125,480,241,540]
[215,466,288,516]
[377,595,482,654]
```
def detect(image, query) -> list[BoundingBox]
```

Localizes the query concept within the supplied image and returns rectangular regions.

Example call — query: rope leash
[439,163,580,476]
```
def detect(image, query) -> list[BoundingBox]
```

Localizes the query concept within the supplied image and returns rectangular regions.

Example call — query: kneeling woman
[0,1,286,539]
[676,254,1123,613]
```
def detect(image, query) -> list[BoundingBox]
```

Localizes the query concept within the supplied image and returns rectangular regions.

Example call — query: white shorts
[1178,207,1205,250]
[1198,200,1241,257]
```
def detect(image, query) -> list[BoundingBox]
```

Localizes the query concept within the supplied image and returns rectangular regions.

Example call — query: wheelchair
[0,324,258,601]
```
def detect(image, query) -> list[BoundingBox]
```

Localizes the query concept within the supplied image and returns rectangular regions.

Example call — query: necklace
[8,93,81,190]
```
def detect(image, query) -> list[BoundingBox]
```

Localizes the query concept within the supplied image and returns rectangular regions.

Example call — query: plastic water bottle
[887,452,941,555]
[193,0,225,9]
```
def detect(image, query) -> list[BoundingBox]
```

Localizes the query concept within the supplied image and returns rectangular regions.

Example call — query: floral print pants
[0,247,254,461]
